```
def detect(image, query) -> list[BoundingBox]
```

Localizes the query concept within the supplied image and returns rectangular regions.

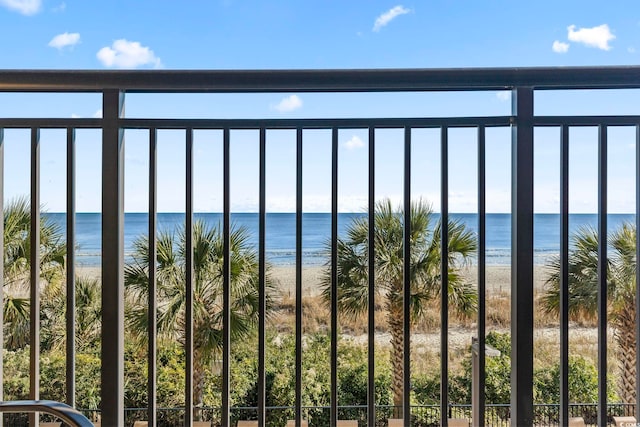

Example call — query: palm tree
[3,197,66,350]
[542,223,637,403]
[321,199,477,415]
[124,219,278,415]
[40,275,102,352]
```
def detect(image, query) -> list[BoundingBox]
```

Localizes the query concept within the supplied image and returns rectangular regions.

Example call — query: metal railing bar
[14,114,640,129]
[222,127,231,427]
[0,117,513,130]
[8,114,640,130]
[0,119,102,128]
[0,127,3,427]
[510,87,535,426]
[185,128,194,427]
[440,126,449,427]
[636,123,640,427]
[476,125,486,427]
[597,124,608,427]
[295,127,303,427]
[65,127,76,410]
[367,126,376,427]
[100,89,125,426]
[119,117,513,130]
[257,127,266,427]
[148,127,158,427]
[30,126,41,427]
[402,126,411,426]
[535,116,640,126]
[559,124,570,427]
[330,127,338,427]
[1,66,640,92]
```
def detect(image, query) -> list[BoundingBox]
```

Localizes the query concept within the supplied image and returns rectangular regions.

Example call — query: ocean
[45,213,636,267]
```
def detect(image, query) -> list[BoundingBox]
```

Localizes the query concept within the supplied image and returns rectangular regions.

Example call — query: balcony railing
[0,67,639,426]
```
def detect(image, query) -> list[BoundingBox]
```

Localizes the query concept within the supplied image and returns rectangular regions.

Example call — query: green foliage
[3,197,66,350]
[542,223,638,402]
[3,348,30,400]
[2,348,102,412]
[322,198,477,409]
[125,219,279,414]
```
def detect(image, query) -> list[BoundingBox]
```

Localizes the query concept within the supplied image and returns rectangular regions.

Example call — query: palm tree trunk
[613,304,636,404]
[388,305,405,420]
[193,351,206,421]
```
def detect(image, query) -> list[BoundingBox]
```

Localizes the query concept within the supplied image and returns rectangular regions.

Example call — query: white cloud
[552,40,570,53]
[52,2,65,12]
[271,95,303,112]
[70,110,101,119]
[373,5,410,32]
[629,47,636,54]
[345,135,365,150]
[97,39,162,69]
[496,91,510,101]
[0,0,41,15]
[567,24,615,50]
[48,32,80,50]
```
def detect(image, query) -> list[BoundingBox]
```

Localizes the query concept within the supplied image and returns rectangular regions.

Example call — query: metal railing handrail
[1,66,640,92]
[0,400,95,427]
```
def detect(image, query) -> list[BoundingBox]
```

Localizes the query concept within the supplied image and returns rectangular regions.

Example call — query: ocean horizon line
[43,212,637,268]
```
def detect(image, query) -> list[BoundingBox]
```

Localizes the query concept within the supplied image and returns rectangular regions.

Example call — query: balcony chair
[387,419,402,427]
[568,417,586,427]
[237,421,258,427]
[613,416,637,427]
[336,421,358,427]
[286,420,308,427]
[40,423,62,427]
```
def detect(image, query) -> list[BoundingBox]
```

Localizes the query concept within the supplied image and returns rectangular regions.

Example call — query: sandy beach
[77,264,551,297]
[76,263,599,356]
[271,264,551,297]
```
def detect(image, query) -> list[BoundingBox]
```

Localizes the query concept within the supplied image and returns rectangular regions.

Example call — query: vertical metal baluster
[510,87,535,427]
[476,125,486,427]
[185,128,194,427]
[102,90,125,427]
[441,126,449,427]
[403,126,411,426]
[331,127,338,427]
[0,127,4,427]
[258,128,266,427]
[222,128,231,427]
[367,127,376,427]
[560,125,570,427]
[295,127,303,426]
[597,125,608,427]
[636,124,640,424]
[66,127,76,409]
[30,127,40,427]
[148,128,158,427]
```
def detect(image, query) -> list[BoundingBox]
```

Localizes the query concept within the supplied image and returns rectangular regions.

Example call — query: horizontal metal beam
[0,66,639,92]
[535,116,640,126]
[6,115,640,129]
[0,117,512,129]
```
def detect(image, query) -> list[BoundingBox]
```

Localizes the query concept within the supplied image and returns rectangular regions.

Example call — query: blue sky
[1,0,639,213]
